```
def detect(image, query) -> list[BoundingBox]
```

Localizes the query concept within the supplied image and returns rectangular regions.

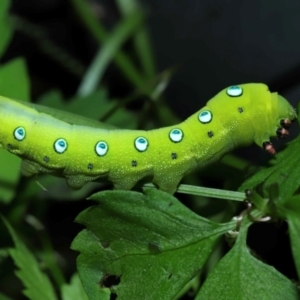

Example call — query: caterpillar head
[206,83,297,154]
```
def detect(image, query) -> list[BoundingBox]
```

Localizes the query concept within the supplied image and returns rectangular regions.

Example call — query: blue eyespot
[198,111,212,124]
[14,127,26,141]
[135,137,148,152]
[226,85,243,97]
[169,128,183,143]
[54,138,68,154]
[95,141,108,156]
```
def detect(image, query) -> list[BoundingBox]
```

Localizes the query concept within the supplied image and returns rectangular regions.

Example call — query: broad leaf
[72,189,234,299]
[196,223,298,300]
[277,195,300,279]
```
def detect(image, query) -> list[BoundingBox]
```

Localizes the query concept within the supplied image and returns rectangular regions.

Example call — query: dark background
[6,0,300,114]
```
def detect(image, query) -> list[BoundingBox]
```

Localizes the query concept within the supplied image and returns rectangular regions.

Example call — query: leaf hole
[110,293,117,300]
[100,274,121,288]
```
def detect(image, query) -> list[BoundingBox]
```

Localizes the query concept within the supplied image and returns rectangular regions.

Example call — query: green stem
[144,183,246,201]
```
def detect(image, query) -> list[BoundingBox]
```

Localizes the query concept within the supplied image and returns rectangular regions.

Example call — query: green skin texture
[0,83,296,194]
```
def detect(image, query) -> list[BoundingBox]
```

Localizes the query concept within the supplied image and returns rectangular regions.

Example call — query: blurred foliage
[0,0,299,299]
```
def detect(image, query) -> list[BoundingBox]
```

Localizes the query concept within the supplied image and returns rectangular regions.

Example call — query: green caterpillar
[0,83,296,194]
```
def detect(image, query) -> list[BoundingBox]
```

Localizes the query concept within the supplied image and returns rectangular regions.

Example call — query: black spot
[171,152,177,160]
[7,143,13,150]
[238,107,244,113]
[43,156,50,163]
[132,160,137,167]
[148,242,161,253]
[207,131,214,138]
[100,241,110,248]
[88,163,93,170]
[168,273,173,280]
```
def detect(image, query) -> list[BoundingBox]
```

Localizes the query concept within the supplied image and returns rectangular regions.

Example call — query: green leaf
[0,58,30,203]
[196,224,298,300]
[71,189,234,299]
[0,150,21,203]
[0,0,13,58]
[0,292,13,300]
[37,90,64,108]
[38,89,137,128]
[2,217,58,300]
[239,135,300,199]
[277,195,300,279]
[61,273,89,300]
[38,89,108,119]
[0,58,30,100]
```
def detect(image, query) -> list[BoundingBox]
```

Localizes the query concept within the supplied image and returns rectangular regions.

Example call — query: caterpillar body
[0,83,296,194]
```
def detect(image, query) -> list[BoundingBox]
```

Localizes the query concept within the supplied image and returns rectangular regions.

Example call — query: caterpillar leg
[21,159,54,176]
[152,157,198,194]
[22,159,99,189]
[110,165,153,191]
[112,175,146,190]
[152,176,182,195]
[113,181,137,191]
[65,174,103,189]
[157,183,179,195]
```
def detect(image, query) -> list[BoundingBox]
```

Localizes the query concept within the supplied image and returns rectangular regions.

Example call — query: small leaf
[239,135,300,199]
[71,189,234,299]
[277,195,300,279]
[0,0,13,58]
[0,58,30,101]
[61,273,89,300]
[0,291,13,300]
[196,224,298,300]
[2,217,57,300]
